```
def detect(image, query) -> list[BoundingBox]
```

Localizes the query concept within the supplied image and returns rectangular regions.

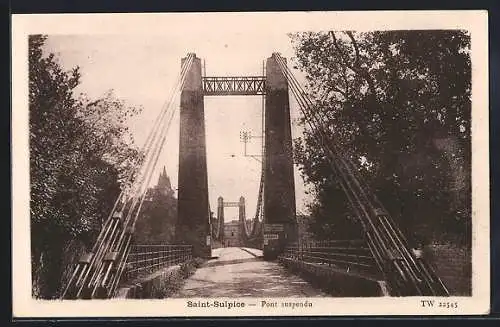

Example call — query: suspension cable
[275,53,422,294]
[273,53,448,296]
[61,54,196,299]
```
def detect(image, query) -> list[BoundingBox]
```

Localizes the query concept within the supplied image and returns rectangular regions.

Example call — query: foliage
[29,35,143,298]
[148,258,202,299]
[134,183,177,245]
[290,30,471,245]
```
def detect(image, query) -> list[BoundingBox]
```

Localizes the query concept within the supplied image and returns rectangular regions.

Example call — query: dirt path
[171,247,328,298]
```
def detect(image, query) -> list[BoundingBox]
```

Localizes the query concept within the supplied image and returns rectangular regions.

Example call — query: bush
[148,258,205,298]
[179,257,205,278]
[193,257,206,268]
[149,269,183,298]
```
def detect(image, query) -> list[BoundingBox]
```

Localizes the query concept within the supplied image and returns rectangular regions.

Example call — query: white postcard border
[11,10,490,317]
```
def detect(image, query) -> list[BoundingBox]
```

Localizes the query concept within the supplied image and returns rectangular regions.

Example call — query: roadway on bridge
[171,247,328,297]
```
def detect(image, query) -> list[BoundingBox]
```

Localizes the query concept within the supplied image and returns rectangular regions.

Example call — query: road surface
[171,247,327,297]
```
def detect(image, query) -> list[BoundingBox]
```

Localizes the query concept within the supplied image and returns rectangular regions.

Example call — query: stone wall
[116,265,184,299]
[279,257,387,297]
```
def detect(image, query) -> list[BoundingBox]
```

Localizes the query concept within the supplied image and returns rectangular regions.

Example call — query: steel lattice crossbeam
[223,202,240,207]
[202,76,266,96]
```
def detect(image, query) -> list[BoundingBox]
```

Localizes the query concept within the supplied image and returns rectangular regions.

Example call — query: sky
[43,31,312,218]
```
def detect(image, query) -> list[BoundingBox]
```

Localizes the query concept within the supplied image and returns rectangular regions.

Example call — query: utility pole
[239,130,263,163]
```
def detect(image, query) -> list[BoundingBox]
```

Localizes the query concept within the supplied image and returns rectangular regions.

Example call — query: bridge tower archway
[175,53,297,259]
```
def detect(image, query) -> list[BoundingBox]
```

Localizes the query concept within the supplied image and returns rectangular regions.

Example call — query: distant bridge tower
[216,196,246,246]
[238,196,246,237]
[216,196,225,243]
[263,54,297,258]
[175,54,211,258]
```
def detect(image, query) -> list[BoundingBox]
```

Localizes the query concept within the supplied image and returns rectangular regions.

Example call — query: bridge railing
[281,240,380,277]
[124,244,193,282]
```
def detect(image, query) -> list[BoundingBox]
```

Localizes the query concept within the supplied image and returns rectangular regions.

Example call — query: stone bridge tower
[175,54,211,258]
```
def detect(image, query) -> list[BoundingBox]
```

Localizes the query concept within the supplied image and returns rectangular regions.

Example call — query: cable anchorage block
[78,252,94,265]
[373,208,387,217]
[112,211,123,222]
[125,225,135,235]
[104,252,119,262]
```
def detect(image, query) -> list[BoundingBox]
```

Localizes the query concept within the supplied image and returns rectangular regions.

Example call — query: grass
[147,257,206,298]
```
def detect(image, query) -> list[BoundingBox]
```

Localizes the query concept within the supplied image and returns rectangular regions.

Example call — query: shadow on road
[170,256,329,298]
[204,257,262,268]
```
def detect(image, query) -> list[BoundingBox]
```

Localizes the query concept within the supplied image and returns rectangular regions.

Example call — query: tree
[291,30,471,245]
[29,35,143,298]
[134,168,177,244]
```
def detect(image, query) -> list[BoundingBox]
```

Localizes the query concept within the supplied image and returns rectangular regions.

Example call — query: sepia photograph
[12,11,489,317]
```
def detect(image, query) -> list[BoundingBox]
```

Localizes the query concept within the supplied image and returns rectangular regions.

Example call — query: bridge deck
[170,247,327,297]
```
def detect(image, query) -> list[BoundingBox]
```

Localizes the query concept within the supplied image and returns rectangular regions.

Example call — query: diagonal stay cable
[274,53,448,296]
[99,55,197,296]
[83,54,195,297]
[91,55,195,296]
[61,54,195,299]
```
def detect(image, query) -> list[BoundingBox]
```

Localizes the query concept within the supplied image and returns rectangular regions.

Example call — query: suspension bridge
[61,53,449,299]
